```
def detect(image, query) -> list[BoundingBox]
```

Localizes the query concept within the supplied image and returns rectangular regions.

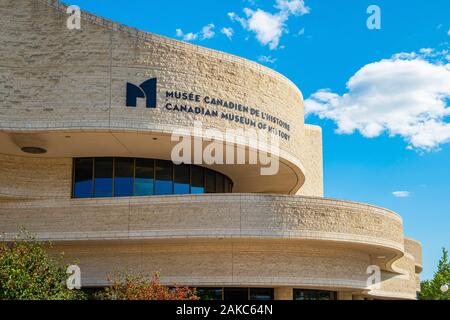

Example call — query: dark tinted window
[205,169,216,193]
[197,288,223,301]
[191,166,204,194]
[250,288,274,300]
[293,289,337,300]
[155,160,173,195]
[215,173,224,193]
[174,164,190,194]
[94,158,113,197]
[225,177,233,193]
[114,158,134,197]
[73,158,232,198]
[73,158,93,198]
[223,288,248,300]
[135,159,154,196]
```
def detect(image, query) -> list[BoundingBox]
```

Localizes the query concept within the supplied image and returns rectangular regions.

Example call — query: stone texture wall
[0,154,71,199]
[404,237,423,271]
[0,0,323,196]
[0,192,404,252]
[50,240,372,289]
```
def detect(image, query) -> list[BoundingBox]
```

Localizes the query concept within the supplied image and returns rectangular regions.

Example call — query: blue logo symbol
[126,78,157,108]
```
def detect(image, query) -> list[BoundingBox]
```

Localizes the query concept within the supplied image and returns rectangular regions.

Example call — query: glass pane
[155,160,173,195]
[250,288,274,300]
[74,158,93,198]
[319,291,336,300]
[114,158,134,197]
[94,158,113,197]
[174,164,190,194]
[215,173,224,193]
[223,288,248,301]
[205,169,216,193]
[197,288,223,301]
[191,166,204,194]
[225,177,233,193]
[293,290,335,301]
[135,159,154,196]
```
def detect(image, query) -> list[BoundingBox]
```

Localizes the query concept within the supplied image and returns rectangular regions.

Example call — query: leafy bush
[0,233,85,300]
[98,272,199,300]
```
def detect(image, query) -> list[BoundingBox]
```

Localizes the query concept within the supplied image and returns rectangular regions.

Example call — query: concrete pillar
[337,291,353,300]
[274,287,293,300]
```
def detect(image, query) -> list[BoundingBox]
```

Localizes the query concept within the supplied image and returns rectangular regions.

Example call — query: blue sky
[65,0,450,280]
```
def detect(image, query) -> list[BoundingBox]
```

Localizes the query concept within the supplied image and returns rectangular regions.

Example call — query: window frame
[72,157,233,199]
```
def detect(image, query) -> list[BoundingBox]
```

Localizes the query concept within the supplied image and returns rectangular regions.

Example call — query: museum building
[0,0,422,300]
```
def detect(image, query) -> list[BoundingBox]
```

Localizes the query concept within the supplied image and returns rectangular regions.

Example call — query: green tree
[0,233,85,300]
[420,247,450,300]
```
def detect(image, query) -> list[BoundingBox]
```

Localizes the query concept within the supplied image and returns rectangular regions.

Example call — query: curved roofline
[39,0,304,101]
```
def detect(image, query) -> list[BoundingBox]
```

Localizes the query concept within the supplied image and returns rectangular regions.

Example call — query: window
[72,157,232,198]
[223,288,248,300]
[94,158,113,198]
[250,288,274,300]
[174,164,190,194]
[191,166,204,194]
[197,288,223,301]
[222,288,274,301]
[73,158,93,198]
[135,159,154,196]
[225,177,233,193]
[215,173,224,193]
[155,160,173,195]
[205,169,216,193]
[114,158,134,197]
[293,289,337,300]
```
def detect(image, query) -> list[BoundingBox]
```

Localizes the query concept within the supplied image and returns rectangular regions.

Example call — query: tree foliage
[0,234,85,300]
[98,272,199,300]
[420,247,450,300]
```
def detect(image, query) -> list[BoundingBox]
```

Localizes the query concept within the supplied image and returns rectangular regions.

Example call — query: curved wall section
[0,194,404,254]
[0,0,322,196]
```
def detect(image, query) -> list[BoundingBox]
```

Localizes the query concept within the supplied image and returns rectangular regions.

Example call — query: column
[274,287,293,300]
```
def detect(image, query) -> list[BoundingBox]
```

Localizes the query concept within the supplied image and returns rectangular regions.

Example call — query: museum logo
[126,78,157,108]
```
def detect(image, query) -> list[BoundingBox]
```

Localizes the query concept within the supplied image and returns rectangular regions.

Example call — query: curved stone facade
[0,0,421,300]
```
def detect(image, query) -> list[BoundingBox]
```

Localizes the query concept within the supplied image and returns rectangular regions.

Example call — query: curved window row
[293,289,337,300]
[72,158,233,198]
[196,288,274,301]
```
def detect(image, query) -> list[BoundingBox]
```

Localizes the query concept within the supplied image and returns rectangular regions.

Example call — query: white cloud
[228,0,310,49]
[201,24,215,40]
[175,23,216,41]
[275,0,310,15]
[392,191,411,198]
[245,9,285,49]
[448,28,450,36]
[419,48,433,55]
[221,27,234,40]
[258,55,277,64]
[228,12,247,28]
[305,48,450,151]
[176,29,198,41]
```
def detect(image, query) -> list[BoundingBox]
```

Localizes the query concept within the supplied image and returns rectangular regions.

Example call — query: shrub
[0,233,85,300]
[98,272,199,300]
